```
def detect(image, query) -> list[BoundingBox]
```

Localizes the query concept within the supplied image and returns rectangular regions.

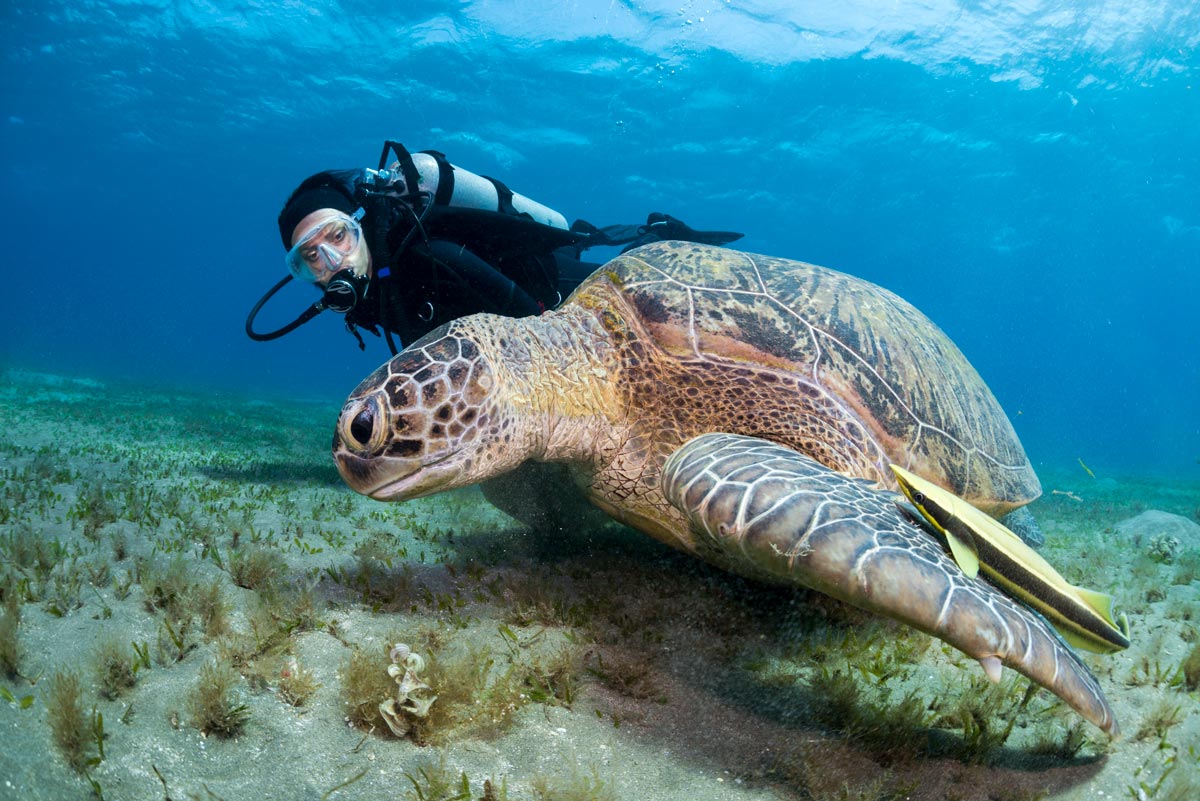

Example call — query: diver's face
[289,208,371,285]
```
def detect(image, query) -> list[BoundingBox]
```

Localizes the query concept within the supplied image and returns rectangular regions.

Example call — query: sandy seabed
[0,368,1197,801]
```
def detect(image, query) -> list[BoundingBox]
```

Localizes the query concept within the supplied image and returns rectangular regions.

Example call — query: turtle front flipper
[661,433,1118,736]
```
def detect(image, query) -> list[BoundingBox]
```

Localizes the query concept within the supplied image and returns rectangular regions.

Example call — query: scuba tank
[372,150,569,231]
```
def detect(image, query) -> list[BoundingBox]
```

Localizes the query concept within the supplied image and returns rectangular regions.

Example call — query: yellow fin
[1072,586,1125,632]
[944,528,981,579]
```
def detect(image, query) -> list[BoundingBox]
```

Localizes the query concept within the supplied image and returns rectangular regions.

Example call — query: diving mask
[286,209,369,283]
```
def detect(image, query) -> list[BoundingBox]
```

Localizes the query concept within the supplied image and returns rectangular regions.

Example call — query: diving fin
[574,214,745,254]
[572,220,650,251]
[576,212,744,253]
[644,212,744,247]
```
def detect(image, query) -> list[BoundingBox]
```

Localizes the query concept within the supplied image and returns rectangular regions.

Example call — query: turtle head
[334,324,522,500]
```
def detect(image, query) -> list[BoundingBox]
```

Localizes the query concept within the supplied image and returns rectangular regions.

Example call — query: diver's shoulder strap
[482,175,519,217]
[379,141,424,204]
[419,150,456,206]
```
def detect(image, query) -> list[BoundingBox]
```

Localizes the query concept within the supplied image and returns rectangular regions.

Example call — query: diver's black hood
[276,169,362,249]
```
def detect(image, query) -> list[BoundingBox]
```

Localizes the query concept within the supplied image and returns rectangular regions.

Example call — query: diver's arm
[552,251,601,298]
[424,239,541,317]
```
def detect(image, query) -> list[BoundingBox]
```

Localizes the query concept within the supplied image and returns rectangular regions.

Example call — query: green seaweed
[43,557,86,617]
[1172,549,1200,585]
[1029,720,1090,760]
[585,648,665,702]
[277,658,320,707]
[1180,640,1200,691]
[498,625,581,708]
[339,645,395,732]
[320,768,370,800]
[1127,738,1200,801]
[522,645,581,708]
[193,578,231,639]
[187,659,249,737]
[0,685,35,708]
[401,756,474,801]
[228,544,287,591]
[131,641,152,675]
[109,530,128,562]
[68,478,119,541]
[410,637,526,745]
[397,758,516,801]
[92,636,137,700]
[265,583,325,635]
[140,555,194,620]
[111,569,134,601]
[46,668,96,772]
[0,589,20,678]
[805,665,935,763]
[1134,699,1186,742]
[530,763,616,801]
[793,760,915,801]
[157,617,196,664]
[1129,644,1184,688]
[1,525,63,582]
[938,676,1037,764]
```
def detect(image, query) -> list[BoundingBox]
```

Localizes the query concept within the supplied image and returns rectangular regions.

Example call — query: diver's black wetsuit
[362,205,593,346]
[350,204,738,349]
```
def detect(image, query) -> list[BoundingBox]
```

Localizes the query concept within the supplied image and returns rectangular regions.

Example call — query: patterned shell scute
[596,242,1039,508]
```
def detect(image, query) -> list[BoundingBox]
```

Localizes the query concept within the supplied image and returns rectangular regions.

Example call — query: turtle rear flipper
[661,433,1119,737]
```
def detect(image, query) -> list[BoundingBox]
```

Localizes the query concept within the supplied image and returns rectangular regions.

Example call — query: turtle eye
[339,395,385,454]
[350,406,374,447]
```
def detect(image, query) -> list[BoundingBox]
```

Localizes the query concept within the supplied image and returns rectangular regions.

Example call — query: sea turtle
[332,241,1118,735]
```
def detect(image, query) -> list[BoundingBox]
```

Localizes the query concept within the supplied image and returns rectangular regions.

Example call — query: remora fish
[891,464,1130,654]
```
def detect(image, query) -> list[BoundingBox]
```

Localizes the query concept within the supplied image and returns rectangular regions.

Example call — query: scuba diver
[247,141,743,353]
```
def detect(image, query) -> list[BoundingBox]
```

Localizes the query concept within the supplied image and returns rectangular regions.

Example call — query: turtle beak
[333,450,383,496]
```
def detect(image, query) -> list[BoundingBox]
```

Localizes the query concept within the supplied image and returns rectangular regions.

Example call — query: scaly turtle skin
[333,241,1117,735]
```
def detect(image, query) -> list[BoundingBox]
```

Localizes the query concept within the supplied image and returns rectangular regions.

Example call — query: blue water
[2,1,1198,477]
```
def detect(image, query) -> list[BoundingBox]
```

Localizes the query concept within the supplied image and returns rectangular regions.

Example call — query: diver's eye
[324,222,349,245]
